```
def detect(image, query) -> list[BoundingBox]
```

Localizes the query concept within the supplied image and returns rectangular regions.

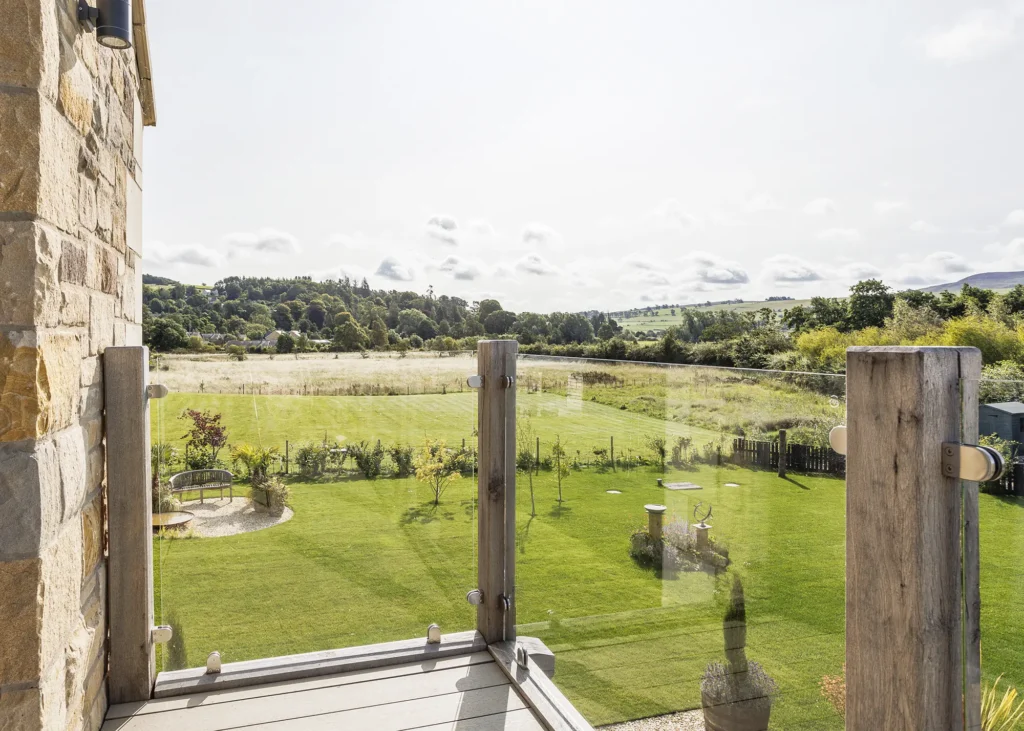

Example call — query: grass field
[154,460,1024,729]
[617,299,815,333]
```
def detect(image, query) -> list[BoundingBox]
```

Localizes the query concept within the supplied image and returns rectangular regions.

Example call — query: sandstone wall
[0,1,147,729]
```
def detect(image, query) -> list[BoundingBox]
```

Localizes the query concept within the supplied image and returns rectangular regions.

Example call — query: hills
[922,271,1024,294]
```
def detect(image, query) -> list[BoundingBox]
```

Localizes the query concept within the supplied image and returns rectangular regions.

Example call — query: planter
[701,694,771,731]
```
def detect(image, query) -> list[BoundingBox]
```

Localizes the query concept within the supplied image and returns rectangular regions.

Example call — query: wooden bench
[169,469,234,504]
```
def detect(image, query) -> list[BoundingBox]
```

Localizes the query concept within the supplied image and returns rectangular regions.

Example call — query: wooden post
[285,440,290,474]
[476,340,518,644]
[845,346,981,729]
[962,362,983,731]
[535,437,540,475]
[105,346,156,703]
[610,436,615,471]
[777,429,787,478]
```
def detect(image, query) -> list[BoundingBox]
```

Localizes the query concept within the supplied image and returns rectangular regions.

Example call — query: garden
[149,360,1024,729]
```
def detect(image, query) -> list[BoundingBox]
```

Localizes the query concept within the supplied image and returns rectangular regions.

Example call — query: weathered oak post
[105,346,156,702]
[476,340,518,644]
[845,346,981,729]
[777,429,787,478]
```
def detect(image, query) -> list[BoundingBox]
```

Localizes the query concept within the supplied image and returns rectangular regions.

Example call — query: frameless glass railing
[150,350,478,672]
[968,375,1024,725]
[514,355,847,729]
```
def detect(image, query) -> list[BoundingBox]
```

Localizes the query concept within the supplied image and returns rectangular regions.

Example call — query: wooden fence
[732,436,845,476]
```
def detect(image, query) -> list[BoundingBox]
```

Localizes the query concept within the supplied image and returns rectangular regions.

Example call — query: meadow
[150,355,1023,728]
[616,299,815,333]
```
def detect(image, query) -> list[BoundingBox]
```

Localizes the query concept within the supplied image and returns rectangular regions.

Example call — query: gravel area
[181,498,293,538]
[599,710,704,731]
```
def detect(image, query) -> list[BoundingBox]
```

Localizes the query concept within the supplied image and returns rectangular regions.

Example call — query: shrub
[230,444,279,483]
[820,666,846,719]
[152,481,179,514]
[982,675,1024,730]
[414,439,465,505]
[250,475,291,515]
[226,345,247,361]
[180,409,227,469]
[645,435,667,471]
[670,436,693,468]
[388,444,415,477]
[295,442,330,478]
[349,440,386,480]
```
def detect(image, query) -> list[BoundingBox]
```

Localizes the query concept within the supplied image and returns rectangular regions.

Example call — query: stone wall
[0,1,148,729]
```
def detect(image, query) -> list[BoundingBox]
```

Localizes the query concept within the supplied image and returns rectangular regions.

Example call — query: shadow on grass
[400,502,455,525]
[782,476,812,491]
[517,516,535,555]
[549,502,573,519]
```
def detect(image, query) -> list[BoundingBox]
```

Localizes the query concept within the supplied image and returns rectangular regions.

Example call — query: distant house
[979,402,1024,444]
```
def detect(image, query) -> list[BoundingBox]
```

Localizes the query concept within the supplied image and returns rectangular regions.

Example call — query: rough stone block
[0,438,61,559]
[60,285,90,327]
[79,356,99,388]
[96,180,113,241]
[125,323,142,346]
[55,425,87,520]
[0,0,59,97]
[59,237,87,285]
[82,412,102,450]
[77,174,97,231]
[0,686,42,731]
[0,556,43,684]
[81,494,103,581]
[58,60,93,136]
[37,98,82,233]
[0,220,61,328]
[39,519,83,672]
[85,444,104,492]
[87,293,115,356]
[0,330,44,441]
[0,89,42,216]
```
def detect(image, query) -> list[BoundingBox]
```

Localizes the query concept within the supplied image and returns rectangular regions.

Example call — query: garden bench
[169,469,234,504]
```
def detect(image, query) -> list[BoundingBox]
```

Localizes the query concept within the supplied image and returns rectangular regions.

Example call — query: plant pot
[701,694,771,731]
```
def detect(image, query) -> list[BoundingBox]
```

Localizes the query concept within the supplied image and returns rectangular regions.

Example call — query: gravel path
[599,710,704,731]
[181,498,293,538]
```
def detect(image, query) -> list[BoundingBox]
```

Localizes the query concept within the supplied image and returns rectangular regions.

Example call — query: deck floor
[102,652,544,730]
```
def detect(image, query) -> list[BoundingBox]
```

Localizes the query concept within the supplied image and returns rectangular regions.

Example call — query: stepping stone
[606,490,621,494]
[725,482,740,487]
[663,482,702,490]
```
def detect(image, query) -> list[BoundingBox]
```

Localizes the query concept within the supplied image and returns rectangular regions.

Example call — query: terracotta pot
[701,694,771,731]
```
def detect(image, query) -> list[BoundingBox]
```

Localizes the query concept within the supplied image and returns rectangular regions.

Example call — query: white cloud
[146,241,224,268]
[624,255,659,270]
[308,264,371,282]
[909,220,942,233]
[803,198,837,216]
[889,251,973,285]
[224,228,299,256]
[435,254,482,281]
[521,223,563,250]
[984,237,1024,267]
[874,200,907,214]
[761,255,824,283]
[817,228,861,243]
[516,252,560,276]
[679,252,749,285]
[921,10,1016,63]
[923,251,971,274]
[424,215,459,245]
[841,262,883,280]
[375,257,415,281]
[620,270,673,288]
[465,219,496,237]
[1003,209,1024,227]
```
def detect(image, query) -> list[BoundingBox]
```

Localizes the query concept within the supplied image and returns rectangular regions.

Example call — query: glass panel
[515,355,847,729]
[971,375,1024,719]
[152,350,477,671]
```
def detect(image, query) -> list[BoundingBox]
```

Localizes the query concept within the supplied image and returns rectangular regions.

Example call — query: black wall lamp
[77,0,132,50]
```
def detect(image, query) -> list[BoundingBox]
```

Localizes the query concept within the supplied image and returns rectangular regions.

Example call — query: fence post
[845,346,981,729]
[105,346,156,703]
[777,429,787,478]
[610,435,615,471]
[476,340,518,644]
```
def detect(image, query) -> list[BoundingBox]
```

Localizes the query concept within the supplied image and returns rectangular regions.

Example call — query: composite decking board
[106,652,495,719]
[101,663,511,731]
[411,708,545,731]
[224,685,529,731]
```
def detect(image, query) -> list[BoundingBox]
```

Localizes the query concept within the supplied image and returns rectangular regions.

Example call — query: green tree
[478,299,503,320]
[148,319,189,351]
[848,279,895,330]
[369,318,389,349]
[484,309,517,335]
[516,419,538,517]
[275,333,295,353]
[552,435,570,503]
[414,440,465,506]
[333,319,369,351]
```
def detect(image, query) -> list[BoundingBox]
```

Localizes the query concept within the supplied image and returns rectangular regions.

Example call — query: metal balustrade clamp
[828,425,1005,482]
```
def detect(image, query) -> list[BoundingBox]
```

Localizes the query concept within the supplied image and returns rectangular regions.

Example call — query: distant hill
[922,271,1024,294]
[142,274,179,286]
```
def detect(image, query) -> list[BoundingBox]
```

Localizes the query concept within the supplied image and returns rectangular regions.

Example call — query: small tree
[516,419,537,517]
[552,435,570,503]
[180,409,228,469]
[276,332,295,353]
[226,345,247,361]
[646,435,667,471]
[414,440,464,506]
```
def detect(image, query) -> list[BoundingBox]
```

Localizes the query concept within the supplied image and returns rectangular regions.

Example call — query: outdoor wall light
[77,0,133,50]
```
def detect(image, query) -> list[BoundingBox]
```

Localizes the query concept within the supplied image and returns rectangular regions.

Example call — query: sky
[141,0,1024,312]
